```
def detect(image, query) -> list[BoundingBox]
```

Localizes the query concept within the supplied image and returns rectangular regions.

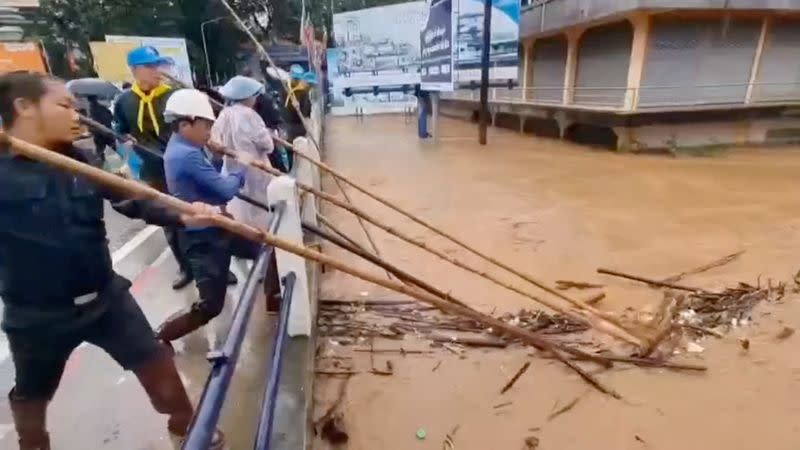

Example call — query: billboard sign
[329,2,427,115]
[0,42,46,74]
[420,0,454,91]
[105,35,194,86]
[453,0,519,83]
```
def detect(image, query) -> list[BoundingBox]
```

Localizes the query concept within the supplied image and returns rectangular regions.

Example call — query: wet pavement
[314,115,800,450]
[0,249,274,450]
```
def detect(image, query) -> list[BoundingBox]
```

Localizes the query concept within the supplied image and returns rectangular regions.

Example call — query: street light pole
[478,0,492,145]
[202,17,225,86]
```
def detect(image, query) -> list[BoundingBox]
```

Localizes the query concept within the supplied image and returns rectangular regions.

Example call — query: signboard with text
[420,0,454,91]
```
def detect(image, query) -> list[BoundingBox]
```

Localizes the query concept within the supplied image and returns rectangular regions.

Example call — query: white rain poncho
[211,103,275,228]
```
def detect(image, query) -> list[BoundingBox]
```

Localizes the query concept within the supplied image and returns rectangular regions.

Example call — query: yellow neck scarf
[132,83,171,135]
[285,81,307,107]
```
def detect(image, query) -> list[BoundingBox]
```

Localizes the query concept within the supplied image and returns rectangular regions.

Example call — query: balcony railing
[442,82,800,112]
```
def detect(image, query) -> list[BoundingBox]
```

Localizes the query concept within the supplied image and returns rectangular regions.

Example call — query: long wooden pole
[213,0,628,349]
[1,133,619,398]
[276,136,634,334]
[160,72,390,282]
[212,145,646,348]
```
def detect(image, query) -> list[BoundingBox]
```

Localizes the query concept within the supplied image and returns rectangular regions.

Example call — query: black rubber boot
[171,271,193,290]
[9,393,50,450]
[155,306,211,343]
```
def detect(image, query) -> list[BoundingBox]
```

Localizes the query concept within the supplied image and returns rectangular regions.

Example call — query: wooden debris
[598,268,702,293]
[663,251,744,284]
[635,435,647,446]
[432,361,442,372]
[740,339,750,351]
[431,332,508,348]
[493,401,513,409]
[556,280,604,290]
[320,415,349,445]
[354,348,433,355]
[547,395,584,421]
[682,324,724,338]
[316,370,360,376]
[500,361,531,394]
[524,436,540,449]
[776,326,795,340]
[584,292,606,305]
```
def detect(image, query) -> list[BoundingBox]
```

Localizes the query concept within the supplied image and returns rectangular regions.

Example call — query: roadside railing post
[267,176,312,337]
[292,137,320,227]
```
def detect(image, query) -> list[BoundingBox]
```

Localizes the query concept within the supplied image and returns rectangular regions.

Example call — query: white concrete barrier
[292,137,320,227]
[267,176,312,337]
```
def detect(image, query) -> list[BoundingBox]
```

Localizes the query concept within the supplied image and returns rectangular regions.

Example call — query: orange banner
[0,42,47,74]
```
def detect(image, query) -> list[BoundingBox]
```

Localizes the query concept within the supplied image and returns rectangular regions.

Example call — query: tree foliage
[28,0,408,80]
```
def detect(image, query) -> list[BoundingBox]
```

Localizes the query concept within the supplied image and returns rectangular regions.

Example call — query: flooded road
[314,116,800,450]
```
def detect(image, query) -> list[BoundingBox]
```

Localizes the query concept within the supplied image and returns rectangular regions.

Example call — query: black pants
[181,228,260,319]
[6,285,162,401]
[143,177,192,276]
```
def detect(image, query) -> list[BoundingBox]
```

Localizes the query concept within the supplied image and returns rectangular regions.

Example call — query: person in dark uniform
[113,46,237,290]
[87,95,114,162]
[0,72,225,449]
[156,89,261,342]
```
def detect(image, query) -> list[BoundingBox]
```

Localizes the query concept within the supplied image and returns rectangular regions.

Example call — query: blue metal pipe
[181,247,270,450]
[253,271,296,450]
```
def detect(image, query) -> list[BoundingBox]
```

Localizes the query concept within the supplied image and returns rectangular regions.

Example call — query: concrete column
[624,12,651,111]
[522,39,534,101]
[267,176,311,337]
[563,29,583,105]
[745,16,771,104]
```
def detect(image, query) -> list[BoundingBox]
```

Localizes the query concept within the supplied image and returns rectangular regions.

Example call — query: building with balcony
[441,0,800,151]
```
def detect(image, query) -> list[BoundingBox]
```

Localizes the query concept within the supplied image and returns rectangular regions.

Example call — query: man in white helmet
[156,89,260,343]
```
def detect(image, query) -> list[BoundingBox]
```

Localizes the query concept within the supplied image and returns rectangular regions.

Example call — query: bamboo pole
[211,144,646,348]
[274,135,632,329]
[159,72,391,281]
[212,0,632,346]
[1,133,619,398]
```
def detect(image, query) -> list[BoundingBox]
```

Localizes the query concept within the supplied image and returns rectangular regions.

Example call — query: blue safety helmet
[219,75,265,101]
[290,64,305,80]
[127,46,174,67]
[301,71,318,85]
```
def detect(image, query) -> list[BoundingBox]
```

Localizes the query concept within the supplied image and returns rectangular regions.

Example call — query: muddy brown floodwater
[313,115,800,450]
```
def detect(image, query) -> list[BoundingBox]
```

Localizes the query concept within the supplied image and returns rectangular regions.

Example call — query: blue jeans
[418,101,429,138]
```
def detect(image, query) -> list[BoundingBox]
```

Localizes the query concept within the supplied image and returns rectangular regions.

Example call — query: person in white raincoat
[212,76,275,228]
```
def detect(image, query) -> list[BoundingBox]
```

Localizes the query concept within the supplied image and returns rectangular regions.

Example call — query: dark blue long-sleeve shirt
[164,134,245,229]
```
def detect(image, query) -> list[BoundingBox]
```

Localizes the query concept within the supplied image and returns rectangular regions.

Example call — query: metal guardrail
[442,82,800,111]
[253,271,296,450]
[182,202,286,450]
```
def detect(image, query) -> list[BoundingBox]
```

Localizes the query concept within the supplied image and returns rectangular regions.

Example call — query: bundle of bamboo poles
[1,133,626,397]
[184,1,652,351]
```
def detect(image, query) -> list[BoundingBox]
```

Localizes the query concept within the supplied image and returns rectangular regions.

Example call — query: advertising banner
[105,35,194,86]
[0,42,47,74]
[453,0,519,83]
[329,2,426,115]
[420,0,454,91]
[90,41,137,82]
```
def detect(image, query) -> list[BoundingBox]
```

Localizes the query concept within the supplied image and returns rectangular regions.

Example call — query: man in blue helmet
[114,46,237,290]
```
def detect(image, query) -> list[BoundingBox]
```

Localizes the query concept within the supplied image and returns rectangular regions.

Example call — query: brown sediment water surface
[313,115,800,450]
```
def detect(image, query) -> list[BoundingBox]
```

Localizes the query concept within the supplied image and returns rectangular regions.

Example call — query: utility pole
[478,0,492,145]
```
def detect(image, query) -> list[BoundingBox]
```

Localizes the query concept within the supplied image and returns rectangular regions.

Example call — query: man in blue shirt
[156,89,261,343]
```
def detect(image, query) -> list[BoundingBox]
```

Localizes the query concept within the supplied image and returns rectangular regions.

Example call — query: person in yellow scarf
[113,46,237,290]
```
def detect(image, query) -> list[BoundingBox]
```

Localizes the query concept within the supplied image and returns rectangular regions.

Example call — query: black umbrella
[66,78,121,100]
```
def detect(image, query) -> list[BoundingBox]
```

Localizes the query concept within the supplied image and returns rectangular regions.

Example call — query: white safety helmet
[164,89,216,123]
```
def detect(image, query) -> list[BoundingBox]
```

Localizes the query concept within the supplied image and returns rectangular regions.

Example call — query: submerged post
[478,0,492,145]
